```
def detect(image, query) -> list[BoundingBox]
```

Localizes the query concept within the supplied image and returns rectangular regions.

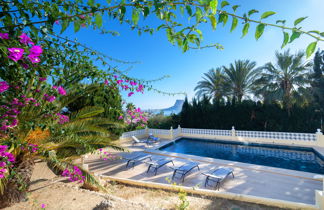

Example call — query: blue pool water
[159,138,324,174]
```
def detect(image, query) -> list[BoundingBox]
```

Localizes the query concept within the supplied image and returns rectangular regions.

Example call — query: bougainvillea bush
[0,31,140,207]
[1,0,324,208]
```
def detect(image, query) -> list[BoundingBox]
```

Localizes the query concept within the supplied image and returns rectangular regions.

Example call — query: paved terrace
[85,138,323,205]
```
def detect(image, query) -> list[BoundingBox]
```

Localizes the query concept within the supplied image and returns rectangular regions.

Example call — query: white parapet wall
[121,126,323,148]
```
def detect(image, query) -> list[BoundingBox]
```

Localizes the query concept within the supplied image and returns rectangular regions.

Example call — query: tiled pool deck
[85,138,323,206]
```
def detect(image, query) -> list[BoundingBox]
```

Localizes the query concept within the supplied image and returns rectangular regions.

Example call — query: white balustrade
[235,130,316,141]
[121,127,321,145]
[182,128,232,136]
[121,129,146,138]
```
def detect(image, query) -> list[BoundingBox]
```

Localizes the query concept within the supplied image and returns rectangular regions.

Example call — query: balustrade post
[145,125,149,136]
[170,126,174,140]
[316,129,324,147]
[178,125,182,136]
[231,126,236,137]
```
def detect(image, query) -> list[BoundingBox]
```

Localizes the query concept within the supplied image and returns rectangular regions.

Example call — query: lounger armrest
[201,173,222,180]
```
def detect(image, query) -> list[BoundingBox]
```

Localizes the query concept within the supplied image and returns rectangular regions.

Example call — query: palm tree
[194,68,228,102]
[255,50,312,113]
[0,86,124,207]
[223,60,259,102]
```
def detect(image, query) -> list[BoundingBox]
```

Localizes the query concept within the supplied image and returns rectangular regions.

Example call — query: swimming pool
[159,138,324,174]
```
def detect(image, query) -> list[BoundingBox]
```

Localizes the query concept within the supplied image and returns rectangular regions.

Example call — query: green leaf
[88,0,95,6]
[281,31,289,48]
[74,21,81,32]
[294,16,307,26]
[106,0,111,3]
[230,17,238,32]
[180,6,184,15]
[218,13,228,26]
[306,42,317,58]
[320,32,324,37]
[308,30,320,35]
[60,20,70,34]
[95,13,103,28]
[209,15,217,30]
[248,9,258,16]
[196,7,203,22]
[289,31,301,43]
[132,9,140,25]
[260,11,276,19]
[276,19,286,24]
[209,0,218,15]
[186,5,193,16]
[221,1,229,8]
[232,5,240,12]
[241,23,249,38]
[143,7,150,17]
[195,29,203,39]
[255,24,265,40]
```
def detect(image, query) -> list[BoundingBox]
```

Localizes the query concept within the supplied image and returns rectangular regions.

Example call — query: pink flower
[41,204,46,209]
[0,81,9,93]
[136,84,144,93]
[28,54,40,63]
[39,77,47,82]
[128,92,134,97]
[34,103,40,107]
[0,33,9,39]
[9,119,18,128]
[0,145,8,152]
[116,80,123,85]
[52,86,58,89]
[55,20,60,24]
[19,33,34,45]
[29,45,43,56]
[57,86,66,95]
[104,80,109,85]
[21,63,29,69]
[113,75,118,79]
[118,116,123,120]
[0,162,6,167]
[45,95,56,102]
[56,113,69,124]
[8,48,24,62]
[130,81,137,86]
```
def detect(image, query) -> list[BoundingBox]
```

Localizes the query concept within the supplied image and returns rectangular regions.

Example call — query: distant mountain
[147,100,184,116]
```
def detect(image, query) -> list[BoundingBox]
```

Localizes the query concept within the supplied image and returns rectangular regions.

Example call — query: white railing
[148,128,170,135]
[120,126,324,147]
[173,128,181,137]
[235,130,316,141]
[121,129,146,138]
[182,128,231,136]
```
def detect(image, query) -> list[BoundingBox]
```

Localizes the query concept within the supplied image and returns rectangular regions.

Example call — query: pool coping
[145,137,324,181]
[98,174,318,210]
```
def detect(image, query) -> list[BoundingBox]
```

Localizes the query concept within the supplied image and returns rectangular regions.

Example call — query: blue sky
[63,0,324,109]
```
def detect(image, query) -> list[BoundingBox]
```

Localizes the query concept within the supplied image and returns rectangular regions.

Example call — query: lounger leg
[126,160,130,168]
[214,181,220,191]
[197,165,200,171]
[231,172,234,178]
[181,174,185,183]
[205,177,208,187]
[155,167,158,176]
[172,170,177,180]
[147,165,152,173]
